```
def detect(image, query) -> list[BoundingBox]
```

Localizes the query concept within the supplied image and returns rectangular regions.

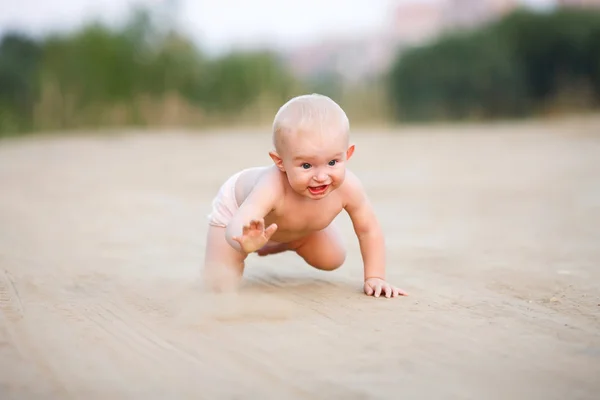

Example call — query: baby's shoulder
[237,165,285,199]
[338,169,368,205]
[257,165,286,190]
[340,169,365,192]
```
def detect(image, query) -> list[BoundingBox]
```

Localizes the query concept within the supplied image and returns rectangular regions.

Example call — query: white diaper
[207,170,245,228]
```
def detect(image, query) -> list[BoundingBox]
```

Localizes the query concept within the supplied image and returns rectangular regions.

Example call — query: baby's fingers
[384,285,392,298]
[252,218,265,231]
[241,223,250,235]
[374,284,383,298]
[264,223,278,239]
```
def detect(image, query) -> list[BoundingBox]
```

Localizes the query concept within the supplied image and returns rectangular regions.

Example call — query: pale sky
[0,0,556,54]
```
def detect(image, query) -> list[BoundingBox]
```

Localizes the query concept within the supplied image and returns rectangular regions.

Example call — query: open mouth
[308,185,329,195]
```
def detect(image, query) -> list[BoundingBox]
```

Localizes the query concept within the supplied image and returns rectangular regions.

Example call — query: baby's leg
[202,225,247,291]
[294,223,346,271]
[257,242,290,256]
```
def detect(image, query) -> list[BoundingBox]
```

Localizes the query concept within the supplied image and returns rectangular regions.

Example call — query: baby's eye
[302,163,311,169]
[328,160,337,166]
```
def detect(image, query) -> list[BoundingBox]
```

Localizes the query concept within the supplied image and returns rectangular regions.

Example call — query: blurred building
[284,0,524,84]
[284,33,392,84]
[442,0,520,30]
[385,0,520,44]
[387,1,446,46]
[556,0,600,7]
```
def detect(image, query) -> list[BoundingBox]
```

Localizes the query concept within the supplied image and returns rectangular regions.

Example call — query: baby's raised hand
[232,218,278,254]
[364,278,408,298]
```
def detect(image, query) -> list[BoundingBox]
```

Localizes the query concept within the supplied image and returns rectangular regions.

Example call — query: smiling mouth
[308,185,329,195]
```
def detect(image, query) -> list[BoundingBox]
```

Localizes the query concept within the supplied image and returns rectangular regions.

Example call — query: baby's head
[269,93,355,199]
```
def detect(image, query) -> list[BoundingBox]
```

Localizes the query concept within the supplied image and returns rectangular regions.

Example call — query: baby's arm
[225,172,282,254]
[343,172,386,280]
[343,171,407,298]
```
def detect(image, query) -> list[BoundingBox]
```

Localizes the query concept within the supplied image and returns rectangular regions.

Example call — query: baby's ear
[346,144,356,161]
[269,151,286,171]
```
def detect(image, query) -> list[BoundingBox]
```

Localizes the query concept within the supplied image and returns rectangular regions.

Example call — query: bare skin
[204,162,407,298]
[203,94,407,298]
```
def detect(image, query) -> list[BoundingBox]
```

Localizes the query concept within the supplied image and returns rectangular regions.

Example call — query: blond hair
[272,93,349,153]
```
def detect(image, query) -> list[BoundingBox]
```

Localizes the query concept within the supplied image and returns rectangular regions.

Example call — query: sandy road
[1,117,599,399]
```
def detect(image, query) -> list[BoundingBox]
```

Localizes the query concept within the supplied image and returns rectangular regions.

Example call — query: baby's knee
[309,248,346,271]
[201,262,243,292]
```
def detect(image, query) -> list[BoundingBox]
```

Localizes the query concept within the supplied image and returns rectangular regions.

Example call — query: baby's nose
[313,172,328,182]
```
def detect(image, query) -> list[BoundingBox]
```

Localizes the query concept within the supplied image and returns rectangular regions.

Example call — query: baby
[203,93,407,298]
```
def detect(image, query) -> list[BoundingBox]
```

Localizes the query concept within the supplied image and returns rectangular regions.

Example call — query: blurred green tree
[0,33,42,133]
[387,8,600,122]
[0,6,301,135]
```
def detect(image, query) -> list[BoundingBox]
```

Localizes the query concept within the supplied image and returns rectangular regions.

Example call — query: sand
[1,117,599,399]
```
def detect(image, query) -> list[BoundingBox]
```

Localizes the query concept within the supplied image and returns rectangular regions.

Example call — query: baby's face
[279,128,353,199]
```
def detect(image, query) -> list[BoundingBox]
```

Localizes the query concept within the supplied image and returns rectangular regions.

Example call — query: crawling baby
[203,93,407,298]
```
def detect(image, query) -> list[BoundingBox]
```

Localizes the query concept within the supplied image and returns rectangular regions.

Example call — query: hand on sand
[232,218,278,254]
[364,278,408,298]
